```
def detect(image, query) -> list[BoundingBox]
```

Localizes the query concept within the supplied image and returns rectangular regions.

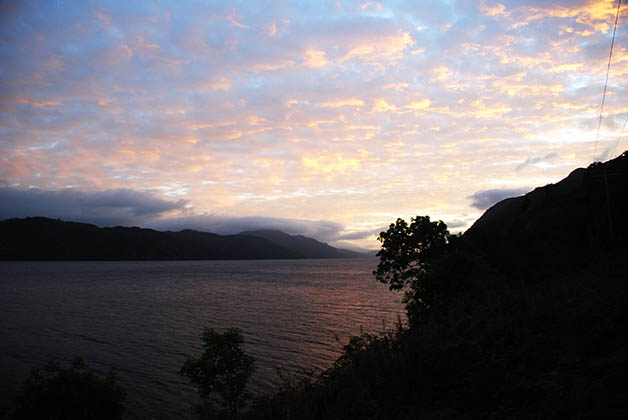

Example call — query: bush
[15,357,125,420]
[181,327,256,419]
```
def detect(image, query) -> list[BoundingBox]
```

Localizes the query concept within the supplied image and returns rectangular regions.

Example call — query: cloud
[340,30,414,65]
[405,99,431,111]
[317,98,365,108]
[516,152,559,170]
[336,227,385,241]
[445,219,470,229]
[373,99,399,113]
[253,59,296,71]
[382,82,408,91]
[264,22,278,37]
[479,1,509,18]
[594,143,618,162]
[301,154,360,176]
[207,77,232,91]
[1,0,625,250]
[467,187,530,210]
[0,187,187,227]
[225,14,248,29]
[302,49,330,68]
[360,2,382,11]
[0,186,353,244]
[146,215,345,243]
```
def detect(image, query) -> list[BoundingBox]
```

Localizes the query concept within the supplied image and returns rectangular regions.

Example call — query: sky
[1,0,627,250]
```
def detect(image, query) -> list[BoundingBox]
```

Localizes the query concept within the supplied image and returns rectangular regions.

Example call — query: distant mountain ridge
[240,230,363,259]
[0,217,363,260]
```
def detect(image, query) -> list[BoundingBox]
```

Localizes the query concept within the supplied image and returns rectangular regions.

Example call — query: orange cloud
[473,101,512,118]
[302,154,360,175]
[12,97,62,109]
[318,98,365,108]
[340,30,414,65]
[97,97,123,113]
[508,0,617,32]
[479,1,509,18]
[303,49,330,68]
[226,15,248,29]
[405,99,431,111]
[373,99,398,113]
[382,82,408,91]
[360,1,382,10]
[430,65,453,83]
[185,121,237,130]
[285,99,310,107]
[253,60,296,71]
[207,77,232,91]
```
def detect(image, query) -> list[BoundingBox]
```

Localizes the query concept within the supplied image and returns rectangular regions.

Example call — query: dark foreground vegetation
[6,152,628,419]
[241,152,628,419]
[10,358,125,420]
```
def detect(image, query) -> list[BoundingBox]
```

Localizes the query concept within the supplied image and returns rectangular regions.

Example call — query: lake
[0,258,404,419]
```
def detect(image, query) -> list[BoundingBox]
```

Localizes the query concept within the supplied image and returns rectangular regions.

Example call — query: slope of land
[244,152,628,420]
[240,230,363,258]
[0,218,359,260]
[464,151,628,276]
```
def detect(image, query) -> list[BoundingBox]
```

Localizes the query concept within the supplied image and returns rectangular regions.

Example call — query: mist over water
[0,259,403,420]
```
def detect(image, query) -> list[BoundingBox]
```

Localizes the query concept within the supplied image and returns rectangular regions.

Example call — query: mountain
[0,218,357,260]
[241,153,628,419]
[463,150,628,276]
[239,230,364,259]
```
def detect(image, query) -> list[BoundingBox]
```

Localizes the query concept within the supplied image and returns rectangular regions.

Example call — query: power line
[611,112,628,157]
[593,0,622,162]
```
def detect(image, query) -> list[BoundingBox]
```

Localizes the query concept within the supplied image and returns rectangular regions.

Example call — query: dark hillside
[464,151,628,276]
[239,230,363,259]
[244,152,628,420]
[0,217,300,260]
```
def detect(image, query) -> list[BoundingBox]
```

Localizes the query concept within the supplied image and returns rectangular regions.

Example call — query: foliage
[181,327,256,419]
[242,213,628,419]
[245,154,628,417]
[14,357,125,420]
[373,216,451,291]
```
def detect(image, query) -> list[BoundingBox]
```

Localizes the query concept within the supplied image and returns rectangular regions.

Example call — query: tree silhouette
[373,215,451,291]
[181,327,255,419]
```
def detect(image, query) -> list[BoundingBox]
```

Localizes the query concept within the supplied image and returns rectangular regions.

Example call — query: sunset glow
[1,0,627,249]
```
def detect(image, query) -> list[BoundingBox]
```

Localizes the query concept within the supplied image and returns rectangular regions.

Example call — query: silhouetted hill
[241,152,628,420]
[464,151,628,276]
[239,229,364,259]
[0,218,306,260]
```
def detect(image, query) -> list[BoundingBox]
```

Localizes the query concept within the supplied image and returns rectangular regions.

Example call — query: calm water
[0,259,403,419]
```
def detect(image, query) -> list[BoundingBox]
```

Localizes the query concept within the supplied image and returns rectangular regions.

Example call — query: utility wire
[610,112,628,156]
[593,0,622,162]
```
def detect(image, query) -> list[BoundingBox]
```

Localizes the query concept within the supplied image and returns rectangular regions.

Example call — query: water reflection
[0,259,403,420]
